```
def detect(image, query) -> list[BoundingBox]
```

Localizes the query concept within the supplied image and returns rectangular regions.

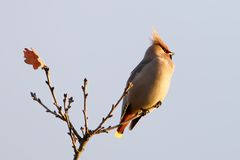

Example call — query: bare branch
[81,78,89,134]
[96,100,161,134]
[31,92,63,120]
[43,66,66,119]
[96,112,143,134]
[63,94,78,153]
[25,49,136,160]
[80,127,85,137]
[26,52,138,160]
[92,82,133,135]
[42,66,82,140]
[69,122,82,142]
[63,93,67,110]
[29,69,134,160]
[74,136,90,160]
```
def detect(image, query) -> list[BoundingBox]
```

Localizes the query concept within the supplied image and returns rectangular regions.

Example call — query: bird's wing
[127,59,153,83]
[121,59,153,118]
[129,116,141,130]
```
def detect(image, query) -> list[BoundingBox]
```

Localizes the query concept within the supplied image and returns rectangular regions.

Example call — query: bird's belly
[127,64,173,113]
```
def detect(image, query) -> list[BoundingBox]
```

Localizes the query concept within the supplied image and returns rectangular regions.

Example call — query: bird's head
[145,30,174,60]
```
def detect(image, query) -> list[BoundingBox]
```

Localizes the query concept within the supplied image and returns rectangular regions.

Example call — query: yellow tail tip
[115,131,123,138]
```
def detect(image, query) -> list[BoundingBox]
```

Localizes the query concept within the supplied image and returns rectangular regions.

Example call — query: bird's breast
[127,58,174,113]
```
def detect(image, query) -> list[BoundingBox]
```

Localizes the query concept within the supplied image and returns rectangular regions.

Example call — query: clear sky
[1,0,240,159]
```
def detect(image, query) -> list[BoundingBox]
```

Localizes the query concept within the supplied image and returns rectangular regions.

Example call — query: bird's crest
[152,29,170,53]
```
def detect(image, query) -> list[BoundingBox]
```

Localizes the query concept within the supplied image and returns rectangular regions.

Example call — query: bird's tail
[115,113,136,138]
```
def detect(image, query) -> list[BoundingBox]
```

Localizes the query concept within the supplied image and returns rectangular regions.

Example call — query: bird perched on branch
[115,30,175,138]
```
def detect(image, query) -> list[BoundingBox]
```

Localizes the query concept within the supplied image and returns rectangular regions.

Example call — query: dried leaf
[23,48,45,70]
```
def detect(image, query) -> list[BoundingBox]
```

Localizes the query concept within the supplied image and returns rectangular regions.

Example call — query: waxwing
[115,30,175,138]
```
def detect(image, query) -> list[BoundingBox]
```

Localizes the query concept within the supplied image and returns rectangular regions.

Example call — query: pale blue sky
[1,0,240,159]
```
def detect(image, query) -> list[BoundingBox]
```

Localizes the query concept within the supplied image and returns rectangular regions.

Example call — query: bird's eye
[168,52,174,59]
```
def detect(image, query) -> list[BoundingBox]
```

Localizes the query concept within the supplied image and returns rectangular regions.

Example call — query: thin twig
[63,93,67,110]
[92,82,133,135]
[31,91,82,141]
[96,100,161,134]
[81,78,89,134]
[96,113,141,134]
[80,127,85,137]
[96,111,149,134]
[64,94,78,153]
[43,66,61,112]
[31,92,63,120]
[69,122,82,141]
[66,114,78,153]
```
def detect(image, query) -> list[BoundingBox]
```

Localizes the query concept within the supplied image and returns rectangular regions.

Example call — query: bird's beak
[169,52,175,56]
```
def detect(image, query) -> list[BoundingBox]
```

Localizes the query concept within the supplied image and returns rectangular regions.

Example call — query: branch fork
[30,65,136,160]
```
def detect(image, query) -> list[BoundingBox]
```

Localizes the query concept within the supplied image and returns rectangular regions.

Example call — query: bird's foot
[154,101,162,108]
[140,108,150,116]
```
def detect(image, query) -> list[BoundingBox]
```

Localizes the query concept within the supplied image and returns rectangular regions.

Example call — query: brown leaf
[23,48,45,70]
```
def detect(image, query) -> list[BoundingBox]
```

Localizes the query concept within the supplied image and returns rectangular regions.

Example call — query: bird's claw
[140,108,150,116]
[154,101,162,108]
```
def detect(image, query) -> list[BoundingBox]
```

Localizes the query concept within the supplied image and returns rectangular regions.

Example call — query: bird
[115,30,175,138]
